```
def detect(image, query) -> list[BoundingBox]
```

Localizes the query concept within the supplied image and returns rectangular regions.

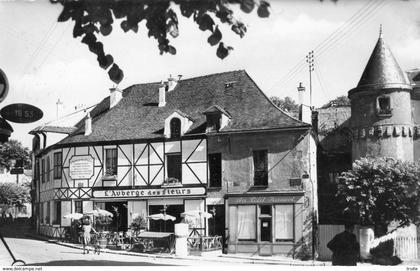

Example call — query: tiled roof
[351,35,411,93]
[29,126,77,135]
[58,70,309,146]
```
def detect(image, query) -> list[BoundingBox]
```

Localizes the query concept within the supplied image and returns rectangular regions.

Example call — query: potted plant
[162,177,181,187]
[129,215,147,236]
[95,214,112,232]
[95,214,113,249]
[102,168,117,181]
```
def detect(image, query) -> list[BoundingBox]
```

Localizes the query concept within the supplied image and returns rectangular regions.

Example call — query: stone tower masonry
[348,30,414,162]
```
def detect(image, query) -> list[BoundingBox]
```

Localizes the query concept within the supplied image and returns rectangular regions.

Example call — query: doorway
[148,204,184,232]
[207,205,225,237]
[95,201,128,232]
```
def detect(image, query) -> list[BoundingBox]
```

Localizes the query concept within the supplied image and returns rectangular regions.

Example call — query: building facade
[31,70,317,257]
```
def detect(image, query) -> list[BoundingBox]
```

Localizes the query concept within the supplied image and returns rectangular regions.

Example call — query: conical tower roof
[355,29,411,91]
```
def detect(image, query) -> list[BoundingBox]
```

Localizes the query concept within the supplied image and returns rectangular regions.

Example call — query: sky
[0,0,420,148]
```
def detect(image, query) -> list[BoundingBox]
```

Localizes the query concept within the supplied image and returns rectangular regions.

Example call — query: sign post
[0,103,43,123]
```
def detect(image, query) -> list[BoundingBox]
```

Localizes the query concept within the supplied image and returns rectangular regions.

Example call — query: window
[167,153,182,181]
[377,96,392,115]
[39,203,43,224]
[209,153,222,187]
[35,159,40,181]
[46,202,51,224]
[105,148,118,175]
[237,205,256,240]
[53,201,61,225]
[170,118,181,138]
[207,114,221,132]
[41,159,45,183]
[275,205,294,241]
[46,158,50,182]
[253,150,268,186]
[75,201,83,214]
[53,152,62,179]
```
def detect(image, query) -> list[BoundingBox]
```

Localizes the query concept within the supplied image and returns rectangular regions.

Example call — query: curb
[25,233,326,266]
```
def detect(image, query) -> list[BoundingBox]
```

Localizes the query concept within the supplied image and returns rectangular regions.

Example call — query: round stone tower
[349,29,414,162]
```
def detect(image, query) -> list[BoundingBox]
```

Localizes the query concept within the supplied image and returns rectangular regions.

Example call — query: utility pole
[306,51,314,107]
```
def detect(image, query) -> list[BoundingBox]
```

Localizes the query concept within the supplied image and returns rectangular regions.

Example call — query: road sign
[10,168,24,175]
[0,103,43,123]
[0,69,9,103]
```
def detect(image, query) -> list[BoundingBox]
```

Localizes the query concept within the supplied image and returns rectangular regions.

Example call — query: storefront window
[275,205,294,241]
[237,205,256,240]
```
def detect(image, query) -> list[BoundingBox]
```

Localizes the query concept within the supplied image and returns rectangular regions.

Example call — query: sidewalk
[25,232,328,266]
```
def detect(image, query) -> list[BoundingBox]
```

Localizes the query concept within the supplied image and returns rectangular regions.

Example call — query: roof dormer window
[164,111,193,138]
[170,118,181,138]
[203,105,231,133]
[207,114,221,132]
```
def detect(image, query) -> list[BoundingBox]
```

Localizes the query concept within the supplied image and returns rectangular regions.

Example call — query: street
[0,224,234,266]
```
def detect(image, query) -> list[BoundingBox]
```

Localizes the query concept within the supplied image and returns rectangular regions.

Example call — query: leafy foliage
[0,182,31,209]
[321,95,350,108]
[50,0,271,84]
[336,157,420,234]
[95,214,113,231]
[270,96,299,112]
[130,215,148,232]
[0,140,31,170]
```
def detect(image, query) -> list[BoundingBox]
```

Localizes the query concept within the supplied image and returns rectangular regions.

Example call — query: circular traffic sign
[0,103,43,123]
[0,69,9,103]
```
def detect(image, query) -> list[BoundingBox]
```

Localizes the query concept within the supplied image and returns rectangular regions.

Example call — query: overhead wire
[272,0,385,93]
[317,0,387,61]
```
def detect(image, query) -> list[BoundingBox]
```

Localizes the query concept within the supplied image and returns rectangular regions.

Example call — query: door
[260,218,271,242]
[207,205,225,237]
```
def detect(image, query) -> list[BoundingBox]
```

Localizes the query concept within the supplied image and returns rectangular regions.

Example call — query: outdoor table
[131,231,175,253]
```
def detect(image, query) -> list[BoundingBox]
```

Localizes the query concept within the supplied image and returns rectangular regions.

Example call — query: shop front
[92,186,207,233]
[226,192,306,256]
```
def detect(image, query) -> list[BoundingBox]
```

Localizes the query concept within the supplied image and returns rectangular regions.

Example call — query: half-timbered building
[31,70,317,257]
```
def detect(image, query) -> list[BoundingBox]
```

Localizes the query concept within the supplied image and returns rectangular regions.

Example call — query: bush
[130,215,147,234]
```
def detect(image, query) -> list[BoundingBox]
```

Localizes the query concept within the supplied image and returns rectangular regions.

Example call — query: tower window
[377,96,392,115]
[170,118,181,138]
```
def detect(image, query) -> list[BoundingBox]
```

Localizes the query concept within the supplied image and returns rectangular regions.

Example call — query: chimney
[84,112,92,136]
[109,87,122,109]
[158,81,166,107]
[297,82,312,123]
[167,74,177,92]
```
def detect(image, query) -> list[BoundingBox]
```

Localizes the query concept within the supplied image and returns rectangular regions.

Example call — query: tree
[321,95,350,108]
[270,96,299,112]
[50,0,271,84]
[0,140,31,171]
[0,182,31,215]
[336,157,420,236]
